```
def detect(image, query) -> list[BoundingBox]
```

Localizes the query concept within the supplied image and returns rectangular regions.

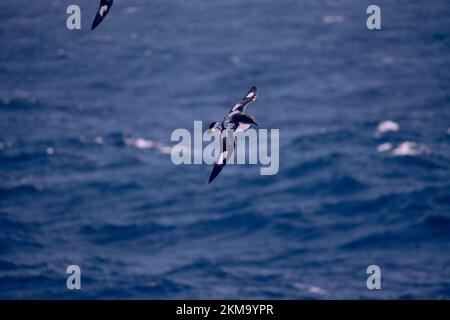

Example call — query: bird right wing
[208,121,222,132]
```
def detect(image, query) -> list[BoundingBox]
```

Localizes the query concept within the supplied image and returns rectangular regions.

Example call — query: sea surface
[1,0,450,299]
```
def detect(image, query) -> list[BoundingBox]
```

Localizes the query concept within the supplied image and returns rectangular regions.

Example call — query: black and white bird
[92,0,114,30]
[208,86,259,184]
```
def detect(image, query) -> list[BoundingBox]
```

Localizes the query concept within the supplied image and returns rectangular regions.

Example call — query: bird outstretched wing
[91,0,114,30]
[229,86,258,113]
[208,121,222,132]
[208,131,236,184]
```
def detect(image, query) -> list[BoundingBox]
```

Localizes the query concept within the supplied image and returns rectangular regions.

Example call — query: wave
[79,223,175,244]
[342,213,450,250]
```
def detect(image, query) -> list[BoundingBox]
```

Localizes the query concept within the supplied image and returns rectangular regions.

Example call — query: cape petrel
[92,0,114,30]
[208,86,259,184]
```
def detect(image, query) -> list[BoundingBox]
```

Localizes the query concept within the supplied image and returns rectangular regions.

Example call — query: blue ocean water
[1,0,450,299]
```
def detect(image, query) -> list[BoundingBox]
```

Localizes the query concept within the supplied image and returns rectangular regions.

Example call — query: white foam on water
[157,145,173,155]
[95,136,104,144]
[377,142,393,153]
[392,141,426,156]
[308,286,327,295]
[375,120,399,138]
[132,138,155,149]
[125,137,182,156]
[124,6,138,14]
[322,15,344,24]
[46,147,54,155]
[292,282,327,296]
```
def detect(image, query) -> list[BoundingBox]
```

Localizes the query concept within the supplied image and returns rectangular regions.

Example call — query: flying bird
[208,86,259,184]
[92,0,114,30]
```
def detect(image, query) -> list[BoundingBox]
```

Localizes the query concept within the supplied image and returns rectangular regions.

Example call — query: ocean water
[1,0,450,299]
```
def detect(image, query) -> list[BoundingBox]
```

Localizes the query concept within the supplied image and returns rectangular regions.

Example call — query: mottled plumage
[208,87,259,184]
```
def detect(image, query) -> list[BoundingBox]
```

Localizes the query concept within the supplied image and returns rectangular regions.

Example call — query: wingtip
[91,19,99,30]
[208,163,225,184]
[244,87,258,100]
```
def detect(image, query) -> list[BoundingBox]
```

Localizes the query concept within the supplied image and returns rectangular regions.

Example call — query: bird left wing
[208,131,236,184]
[91,0,114,30]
